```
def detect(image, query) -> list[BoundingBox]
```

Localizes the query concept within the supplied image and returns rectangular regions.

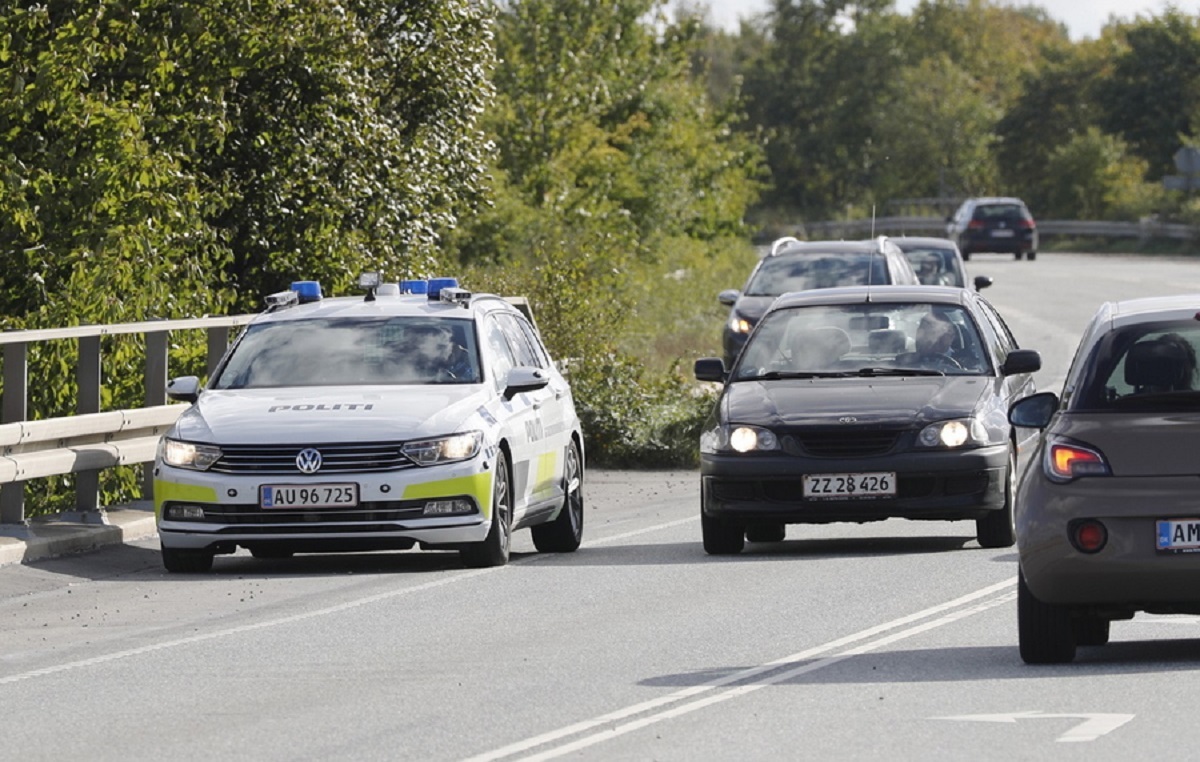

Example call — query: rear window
[973,203,1026,220]
[746,252,889,295]
[1073,322,1200,411]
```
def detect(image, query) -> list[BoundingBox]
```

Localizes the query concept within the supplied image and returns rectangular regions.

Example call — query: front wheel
[460,453,512,568]
[1018,568,1076,664]
[976,447,1017,548]
[702,503,745,555]
[162,544,214,573]
[1026,251,1037,261]
[532,440,584,553]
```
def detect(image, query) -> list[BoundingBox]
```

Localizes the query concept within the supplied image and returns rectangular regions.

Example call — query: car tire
[461,452,512,568]
[1018,568,1076,664]
[1026,251,1037,261]
[702,508,745,555]
[532,440,584,553]
[161,544,214,573]
[1073,615,1110,646]
[976,447,1017,548]
[745,522,786,543]
[1013,251,1024,261]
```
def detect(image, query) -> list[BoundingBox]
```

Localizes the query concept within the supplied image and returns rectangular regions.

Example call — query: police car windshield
[211,317,481,388]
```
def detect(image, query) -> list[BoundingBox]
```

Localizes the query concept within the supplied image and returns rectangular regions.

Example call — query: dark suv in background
[946,197,1038,261]
[718,236,919,366]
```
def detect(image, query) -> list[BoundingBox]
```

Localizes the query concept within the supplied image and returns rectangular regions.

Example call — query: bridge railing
[0,315,255,526]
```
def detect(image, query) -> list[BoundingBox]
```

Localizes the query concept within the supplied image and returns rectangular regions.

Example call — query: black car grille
[209,443,416,475]
[783,428,905,458]
[198,501,428,524]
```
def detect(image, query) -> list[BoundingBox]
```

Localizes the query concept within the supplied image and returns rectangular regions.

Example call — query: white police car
[153,275,585,572]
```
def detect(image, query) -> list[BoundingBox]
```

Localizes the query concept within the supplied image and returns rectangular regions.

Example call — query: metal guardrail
[0,314,255,525]
[794,217,1198,242]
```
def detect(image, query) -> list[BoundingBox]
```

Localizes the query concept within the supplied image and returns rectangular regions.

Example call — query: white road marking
[937,711,1135,743]
[460,580,1018,762]
[0,516,693,687]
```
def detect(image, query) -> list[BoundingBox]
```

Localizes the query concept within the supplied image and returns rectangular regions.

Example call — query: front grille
[783,428,904,458]
[210,442,415,475]
[200,501,428,524]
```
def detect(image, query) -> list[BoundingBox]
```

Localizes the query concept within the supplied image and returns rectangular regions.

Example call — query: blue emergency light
[289,281,323,304]
[400,279,429,295]
[427,277,459,300]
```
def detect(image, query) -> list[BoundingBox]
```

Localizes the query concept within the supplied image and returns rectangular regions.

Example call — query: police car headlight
[728,316,752,334]
[161,438,223,470]
[402,431,483,466]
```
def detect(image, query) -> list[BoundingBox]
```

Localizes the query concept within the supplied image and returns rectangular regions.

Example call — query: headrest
[868,329,907,354]
[1125,339,1190,389]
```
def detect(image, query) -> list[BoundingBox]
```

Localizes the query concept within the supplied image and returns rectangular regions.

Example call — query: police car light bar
[427,277,459,300]
[400,279,429,295]
[289,281,323,304]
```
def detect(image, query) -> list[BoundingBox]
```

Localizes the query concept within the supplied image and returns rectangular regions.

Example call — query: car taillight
[967,220,985,230]
[1018,218,1035,229]
[1045,438,1110,483]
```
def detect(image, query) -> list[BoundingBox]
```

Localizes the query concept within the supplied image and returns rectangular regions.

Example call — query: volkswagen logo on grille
[838,416,858,424]
[296,448,323,474]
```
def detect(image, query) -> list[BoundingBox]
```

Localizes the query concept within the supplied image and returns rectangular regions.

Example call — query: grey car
[1008,294,1200,663]
[719,237,920,366]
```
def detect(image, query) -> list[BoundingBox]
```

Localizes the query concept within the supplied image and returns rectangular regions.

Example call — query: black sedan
[694,285,1042,555]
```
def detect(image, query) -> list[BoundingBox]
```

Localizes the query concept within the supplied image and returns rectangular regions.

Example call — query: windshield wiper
[750,370,856,380]
[854,367,946,377]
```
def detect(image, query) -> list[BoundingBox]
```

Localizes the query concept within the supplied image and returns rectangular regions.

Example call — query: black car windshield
[745,252,887,296]
[1074,323,1200,411]
[211,316,481,388]
[733,302,990,380]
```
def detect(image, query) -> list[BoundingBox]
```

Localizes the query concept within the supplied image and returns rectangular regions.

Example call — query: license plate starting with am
[261,483,359,509]
[803,472,895,500]
[1156,518,1200,553]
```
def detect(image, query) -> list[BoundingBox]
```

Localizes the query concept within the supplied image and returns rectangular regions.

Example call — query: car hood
[732,295,776,323]
[723,376,993,427]
[170,386,490,444]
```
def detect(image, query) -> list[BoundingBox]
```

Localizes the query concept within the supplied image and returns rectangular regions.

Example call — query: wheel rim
[495,463,512,555]
[564,443,583,534]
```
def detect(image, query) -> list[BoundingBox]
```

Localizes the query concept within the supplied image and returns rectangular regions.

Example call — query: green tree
[1096,11,1200,177]
[1040,127,1158,219]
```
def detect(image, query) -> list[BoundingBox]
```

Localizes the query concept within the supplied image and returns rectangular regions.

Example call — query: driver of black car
[896,312,959,370]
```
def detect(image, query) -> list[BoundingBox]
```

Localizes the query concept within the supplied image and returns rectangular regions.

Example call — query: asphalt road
[5,250,1200,761]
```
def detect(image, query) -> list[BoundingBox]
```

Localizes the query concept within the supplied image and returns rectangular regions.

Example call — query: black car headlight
[728,315,753,335]
[917,419,989,448]
[402,431,483,466]
[701,424,780,454]
[160,438,223,471]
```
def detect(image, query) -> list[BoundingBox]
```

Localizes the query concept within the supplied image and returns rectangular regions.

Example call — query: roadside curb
[0,503,158,568]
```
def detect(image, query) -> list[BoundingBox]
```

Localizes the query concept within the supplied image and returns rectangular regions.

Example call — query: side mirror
[973,275,993,291]
[694,357,727,383]
[166,376,201,404]
[718,289,740,307]
[1001,349,1041,376]
[1009,391,1059,429]
[504,366,550,400]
